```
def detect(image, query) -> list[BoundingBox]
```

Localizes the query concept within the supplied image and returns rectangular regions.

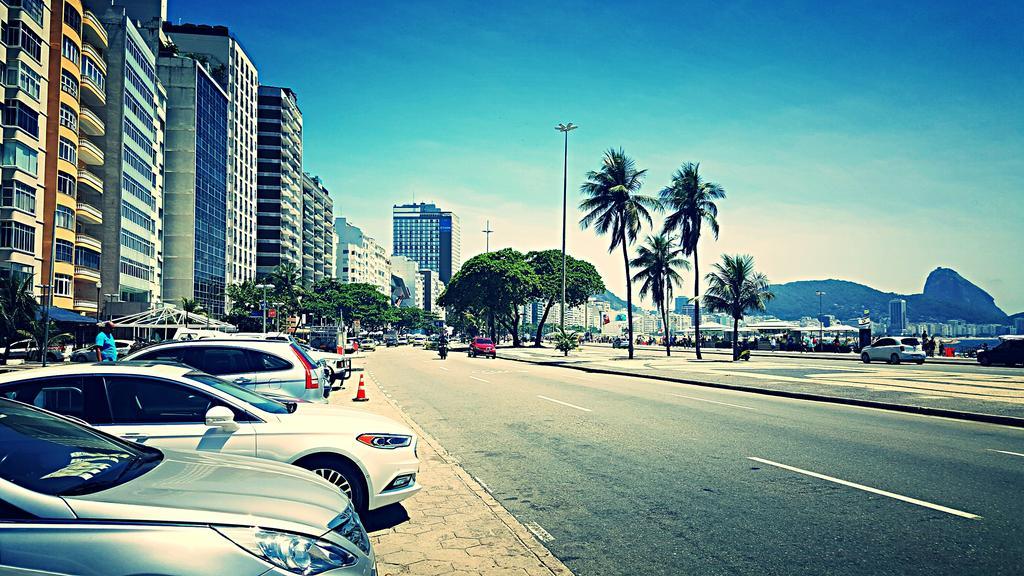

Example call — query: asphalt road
[368,346,1024,576]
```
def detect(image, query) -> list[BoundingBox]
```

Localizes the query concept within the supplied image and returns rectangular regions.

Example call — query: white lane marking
[747,457,981,519]
[439,366,450,371]
[524,521,555,542]
[987,449,1024,458]
[537,395,592,412]
[668,393,757,411]
[470,376,490,383]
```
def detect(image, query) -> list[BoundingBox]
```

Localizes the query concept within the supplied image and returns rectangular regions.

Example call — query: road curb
[500,354,1024,429]
[365,369,575,576]
[580,343,976,366]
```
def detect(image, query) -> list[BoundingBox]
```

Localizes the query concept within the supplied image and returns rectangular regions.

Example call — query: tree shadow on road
[362,503,410,532]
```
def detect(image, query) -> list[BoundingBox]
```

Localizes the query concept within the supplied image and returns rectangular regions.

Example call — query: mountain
[595,290,644,313]
[762,268,1008,324]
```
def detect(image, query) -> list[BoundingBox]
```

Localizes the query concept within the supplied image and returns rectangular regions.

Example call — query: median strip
[747,457,981,519]
[537,395,592,412]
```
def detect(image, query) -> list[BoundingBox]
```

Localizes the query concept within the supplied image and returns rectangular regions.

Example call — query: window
[249,351,292,372]
[874,338,898,347]
[123,118,153,155]
[124,91,153,127]
[74,247,100,270]
[125,65,155,104]
[121,201,155,232]
[58,136,77,164]
[122,173,156,209]
[0,376,90,422]
[55,240,74,263]
[10,0,45,26]
[119,255,153,281]
[82,56,105,92]
[59,102,78,132]
[4,99,39,138]
[55,206,74,230]
[0,220,35,253]
[3,22,44,61]
[62,36,80,65]
[63,3,82,33]
[1,180,35,214]
[123,145,153,183]
[2,141,38,174]
[132,348,184,363]
[125,38,157,83]
[180,347,253,376]
[53,273,72,297]
[61,69,79,98]
[104,376,216,424]
[5,62,41,101]
[57,171,77,197]
[120,228,154,257]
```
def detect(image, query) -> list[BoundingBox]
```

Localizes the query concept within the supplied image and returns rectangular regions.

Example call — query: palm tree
[661,162,725,360]
[703,254,774,361]
[630,234,689,356]
[579,148,661,359]
[180,297,205,315]
[0,273,39,364]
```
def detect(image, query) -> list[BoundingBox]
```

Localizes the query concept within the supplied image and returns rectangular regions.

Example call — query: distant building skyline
[392,202,460,284]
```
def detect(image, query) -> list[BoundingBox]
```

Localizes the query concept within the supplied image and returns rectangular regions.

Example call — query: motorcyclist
[438,332,449,359]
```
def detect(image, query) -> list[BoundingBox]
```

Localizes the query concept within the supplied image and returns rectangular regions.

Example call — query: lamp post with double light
[555,122,577,331]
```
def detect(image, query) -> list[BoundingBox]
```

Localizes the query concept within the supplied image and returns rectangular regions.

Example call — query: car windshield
[477,339,493,345]
[185,373,291,414]
[0,399,157,496]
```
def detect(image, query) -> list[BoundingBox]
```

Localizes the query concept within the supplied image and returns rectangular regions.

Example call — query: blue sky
[170,0,1024,314]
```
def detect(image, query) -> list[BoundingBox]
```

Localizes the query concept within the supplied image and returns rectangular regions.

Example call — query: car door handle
[233,377,252,384]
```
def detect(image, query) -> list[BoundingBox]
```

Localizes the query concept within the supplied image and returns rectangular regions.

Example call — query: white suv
[0,362,420,513]
[124,339,329,403]
[860,337,927,365]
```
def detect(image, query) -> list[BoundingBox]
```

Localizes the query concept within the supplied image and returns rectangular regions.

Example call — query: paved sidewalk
[581,342,977,365]
[331,373,573,576]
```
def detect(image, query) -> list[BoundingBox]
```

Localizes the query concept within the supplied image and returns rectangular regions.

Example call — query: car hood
[274,403,413,435]
[64,448,348,536]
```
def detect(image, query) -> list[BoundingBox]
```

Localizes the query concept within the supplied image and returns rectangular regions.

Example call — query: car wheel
[890,353,901,365]
[861,353,871,364]
[979,356,991,367]
[916,360,925,365]
[296,455,368,514]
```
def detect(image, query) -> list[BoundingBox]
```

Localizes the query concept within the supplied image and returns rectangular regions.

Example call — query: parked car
[0,361,420,513]
[70,339,134,362]
[469,337,497,359]
[0,396,374,575]
[976,336,1024,367]
[124,339,329,403]
[360,339,377,351]
[4,338,68,362]
[860,337,926,364]
[611,337,626,349]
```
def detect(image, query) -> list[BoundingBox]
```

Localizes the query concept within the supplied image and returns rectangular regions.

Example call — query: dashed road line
[987,449,1024,458]
[747,456,981,519]
[668,393,757,411]
[439,366,450,371]
[537,395,592,412]
[470,376,490,383]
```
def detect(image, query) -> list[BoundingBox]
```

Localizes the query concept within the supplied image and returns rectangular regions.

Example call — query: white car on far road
[0,362,420,512]
[861,337,927,365]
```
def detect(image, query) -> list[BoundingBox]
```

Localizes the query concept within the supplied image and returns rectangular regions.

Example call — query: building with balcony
[301,172,333,285]
[256,85,302,278]
[158,54,228,317]
[334,216,390,294]
[0,0,49,294]
[163,22,258,289]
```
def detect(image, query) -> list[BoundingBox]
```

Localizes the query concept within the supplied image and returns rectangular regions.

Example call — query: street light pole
[482,220,493,253]
[255,283,275,333]
[816,290,826,351]
[555,122,577,332]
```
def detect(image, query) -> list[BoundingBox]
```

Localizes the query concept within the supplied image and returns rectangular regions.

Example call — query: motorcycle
[438,344,448,360]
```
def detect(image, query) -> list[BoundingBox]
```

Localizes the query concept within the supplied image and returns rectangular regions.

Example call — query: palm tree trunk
[693,249,702,360]
[534,299,554,347]
[664,304,671,357]
[622,226,635,360]
[733,316,740,361]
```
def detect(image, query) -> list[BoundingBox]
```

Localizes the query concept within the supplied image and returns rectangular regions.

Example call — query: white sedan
[860,337,927,364]
[0,362,420,513]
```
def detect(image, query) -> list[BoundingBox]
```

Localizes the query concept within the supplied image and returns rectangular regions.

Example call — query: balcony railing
[78,137,104,165]
[75,233,102,252]
[74,265,101,283]
[81,43,107,74]
[83,10,108,49]
[73,298,98,312]
[76,201,103,224]
[78,168,103,194]
[79,106,105,136]
[81,74,106,106]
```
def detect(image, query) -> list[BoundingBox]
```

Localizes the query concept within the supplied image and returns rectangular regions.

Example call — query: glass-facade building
[392,202,460,284]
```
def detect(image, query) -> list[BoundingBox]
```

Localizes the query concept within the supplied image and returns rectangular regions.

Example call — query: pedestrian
[94,321,118,362]
[939,341,945,357]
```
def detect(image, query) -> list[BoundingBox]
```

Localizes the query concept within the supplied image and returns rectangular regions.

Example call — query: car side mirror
[205,405,239,432]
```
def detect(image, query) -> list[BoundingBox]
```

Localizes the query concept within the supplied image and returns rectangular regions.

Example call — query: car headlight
[329,504,372,555]
[356,433,412,449]
[215,526,357,574]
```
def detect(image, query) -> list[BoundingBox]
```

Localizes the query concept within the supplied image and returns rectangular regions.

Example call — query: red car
[469,337,496,359]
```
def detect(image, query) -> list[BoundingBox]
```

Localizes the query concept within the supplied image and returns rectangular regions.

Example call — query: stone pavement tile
[331,367,574,576]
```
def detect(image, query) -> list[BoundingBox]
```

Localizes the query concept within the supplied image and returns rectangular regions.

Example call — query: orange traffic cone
[352,374,368,402]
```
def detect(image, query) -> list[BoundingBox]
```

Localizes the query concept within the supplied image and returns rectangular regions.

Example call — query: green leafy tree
[303,280,396,331]
[631,234,689,356]
[180,297,205,315]
[703,254,774,361]
[266,262,306,326]
[393,307,440,334]
[439,248,539,347]
[579,148,661,359]
[525,250,605,347]
[0,273,39,364]
[660,162,725,360]
[20,319,72,361]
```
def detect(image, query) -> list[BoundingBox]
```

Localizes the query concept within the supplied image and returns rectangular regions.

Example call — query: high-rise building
[84,0,166,315]
[888,298,907,335]
[0,0,49,296]
[392,202,460,284]
[334,216,389,294]
[157,53,228,316]
[390,255,422,308]
[163,23,258,289]
[301,172,332,284]
[256,85,301,278]
[419,268,444,314]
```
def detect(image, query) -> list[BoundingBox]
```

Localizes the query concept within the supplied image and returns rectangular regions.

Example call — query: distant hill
[763,268,1008,324]
[1010,312,1024,321]
[595,289,644,313]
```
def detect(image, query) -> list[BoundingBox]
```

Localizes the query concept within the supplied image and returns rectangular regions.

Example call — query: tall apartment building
[392,202,460,284]
[83,0,165,314]
[163,23,257,288]
[0,0,49,295]
[334,216,389,294]
[158,54,228,316]
[888,298,907,335]
[390,254,422,308]
[419,268,444,315]
[300,172,332,284]
[256,85,301,278]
